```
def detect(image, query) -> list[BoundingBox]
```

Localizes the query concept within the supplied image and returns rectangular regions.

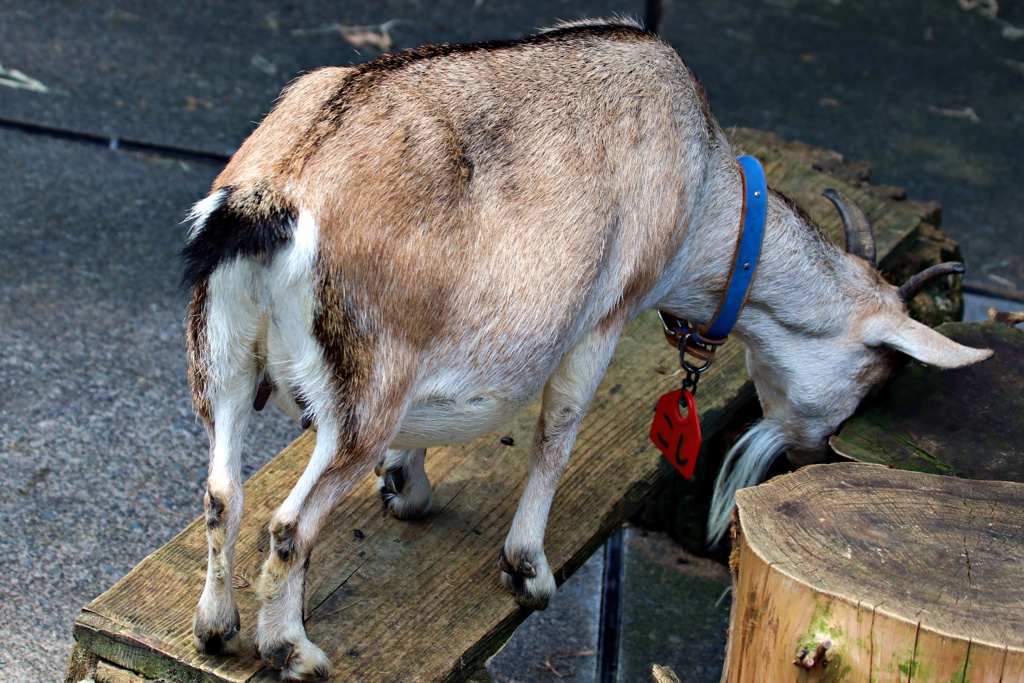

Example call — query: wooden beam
[832,322,1024,481]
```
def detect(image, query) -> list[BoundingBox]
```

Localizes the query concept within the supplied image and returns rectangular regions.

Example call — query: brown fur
[185,280,211,424]
[203,22,714,356]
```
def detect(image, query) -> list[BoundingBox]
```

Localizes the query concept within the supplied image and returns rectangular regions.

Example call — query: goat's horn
[822,189,876,266]
[897,262,965,302]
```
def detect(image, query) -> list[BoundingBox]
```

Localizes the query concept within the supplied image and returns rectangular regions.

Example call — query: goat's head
[707,190,992,542]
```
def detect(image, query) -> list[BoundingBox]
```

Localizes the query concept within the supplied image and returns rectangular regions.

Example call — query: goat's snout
[785,446,830,469]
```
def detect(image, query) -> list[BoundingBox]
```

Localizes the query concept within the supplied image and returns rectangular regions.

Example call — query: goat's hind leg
[255,372,412,680]
[376,448,432,520]
[255,421,403,680]
[254,425,338,682]
[193,408,247,655]
[187,271,263,655]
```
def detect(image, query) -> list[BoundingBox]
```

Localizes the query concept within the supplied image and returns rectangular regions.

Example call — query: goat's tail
[706,419,790,545]
[181,184,298,426]
[180,184,297,294]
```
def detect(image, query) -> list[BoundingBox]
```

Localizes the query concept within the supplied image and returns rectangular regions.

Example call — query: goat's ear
[863,313,994,368]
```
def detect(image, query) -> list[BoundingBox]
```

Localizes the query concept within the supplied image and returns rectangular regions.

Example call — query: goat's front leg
[501,323,622,609]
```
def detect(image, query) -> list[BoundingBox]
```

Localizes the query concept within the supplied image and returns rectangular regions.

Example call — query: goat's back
[189,21,723,388]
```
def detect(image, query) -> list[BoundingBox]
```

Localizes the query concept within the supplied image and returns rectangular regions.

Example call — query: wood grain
[832,322,1024,482]
[72,311,752,682]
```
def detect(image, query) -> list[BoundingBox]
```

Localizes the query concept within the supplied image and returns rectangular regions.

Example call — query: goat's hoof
[499,548,555,610]
[262,641,293,670]
[377,465,432,521]
[258,637,331,682]
[192,608,241,656]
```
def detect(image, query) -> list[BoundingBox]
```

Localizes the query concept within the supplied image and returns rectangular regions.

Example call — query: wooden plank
[73,313,752,682]
[832,322,1024,482]
[730,127,922,264]
[70,128,939,682]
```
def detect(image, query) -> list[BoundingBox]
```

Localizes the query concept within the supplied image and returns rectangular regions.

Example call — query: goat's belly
[391,393,530,450]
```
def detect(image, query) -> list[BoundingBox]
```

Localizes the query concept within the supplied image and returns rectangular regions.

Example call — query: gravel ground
[0,129,300,680]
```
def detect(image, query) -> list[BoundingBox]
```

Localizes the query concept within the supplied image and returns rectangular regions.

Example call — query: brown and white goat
[182,19,991,680]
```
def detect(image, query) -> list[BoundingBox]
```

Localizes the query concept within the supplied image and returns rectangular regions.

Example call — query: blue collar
[660,155,767,352]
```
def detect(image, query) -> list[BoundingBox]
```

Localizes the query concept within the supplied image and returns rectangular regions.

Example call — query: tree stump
[723,463,1024,682]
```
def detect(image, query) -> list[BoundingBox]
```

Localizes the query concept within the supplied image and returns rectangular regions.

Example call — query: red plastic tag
[650,388,702,479]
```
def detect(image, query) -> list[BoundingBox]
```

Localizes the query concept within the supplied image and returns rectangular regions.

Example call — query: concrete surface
[0,1,1020,681]
[487,552,605,683]
[488,527,733,683]
[616,528,731,683]
[0,0,647,156]
[660,0,1024,294]
[0,127,298,681]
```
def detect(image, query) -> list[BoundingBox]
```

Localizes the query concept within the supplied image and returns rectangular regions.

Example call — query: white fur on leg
[255,420,347,680]
[193,417,247,654]
[193,258,262,656]
[501,461,562,610]
[255,513,333,679]
[193,475,244,654]
[264,210,339,435]
[500,326,621,610]
[193,544,242,654]
[707,419,790,545]
[376,448,433,520]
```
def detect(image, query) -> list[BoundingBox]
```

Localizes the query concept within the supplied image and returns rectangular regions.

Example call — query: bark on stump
[723,463,1024,683]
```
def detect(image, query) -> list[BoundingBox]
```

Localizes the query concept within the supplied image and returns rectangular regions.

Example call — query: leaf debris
[292,19,403,52]
[0,61,49,93]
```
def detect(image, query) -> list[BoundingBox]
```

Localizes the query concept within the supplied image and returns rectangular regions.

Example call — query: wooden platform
[832,321,1023,482]
[64,128,952,683]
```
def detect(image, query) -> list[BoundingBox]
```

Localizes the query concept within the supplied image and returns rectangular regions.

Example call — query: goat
[181,19,992,680]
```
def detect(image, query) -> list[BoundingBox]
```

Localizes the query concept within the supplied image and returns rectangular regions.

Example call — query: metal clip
[658,310,686,348]
[678,331,713,396]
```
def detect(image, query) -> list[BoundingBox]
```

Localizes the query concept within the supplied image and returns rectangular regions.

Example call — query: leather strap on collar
[660,155,767,356]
